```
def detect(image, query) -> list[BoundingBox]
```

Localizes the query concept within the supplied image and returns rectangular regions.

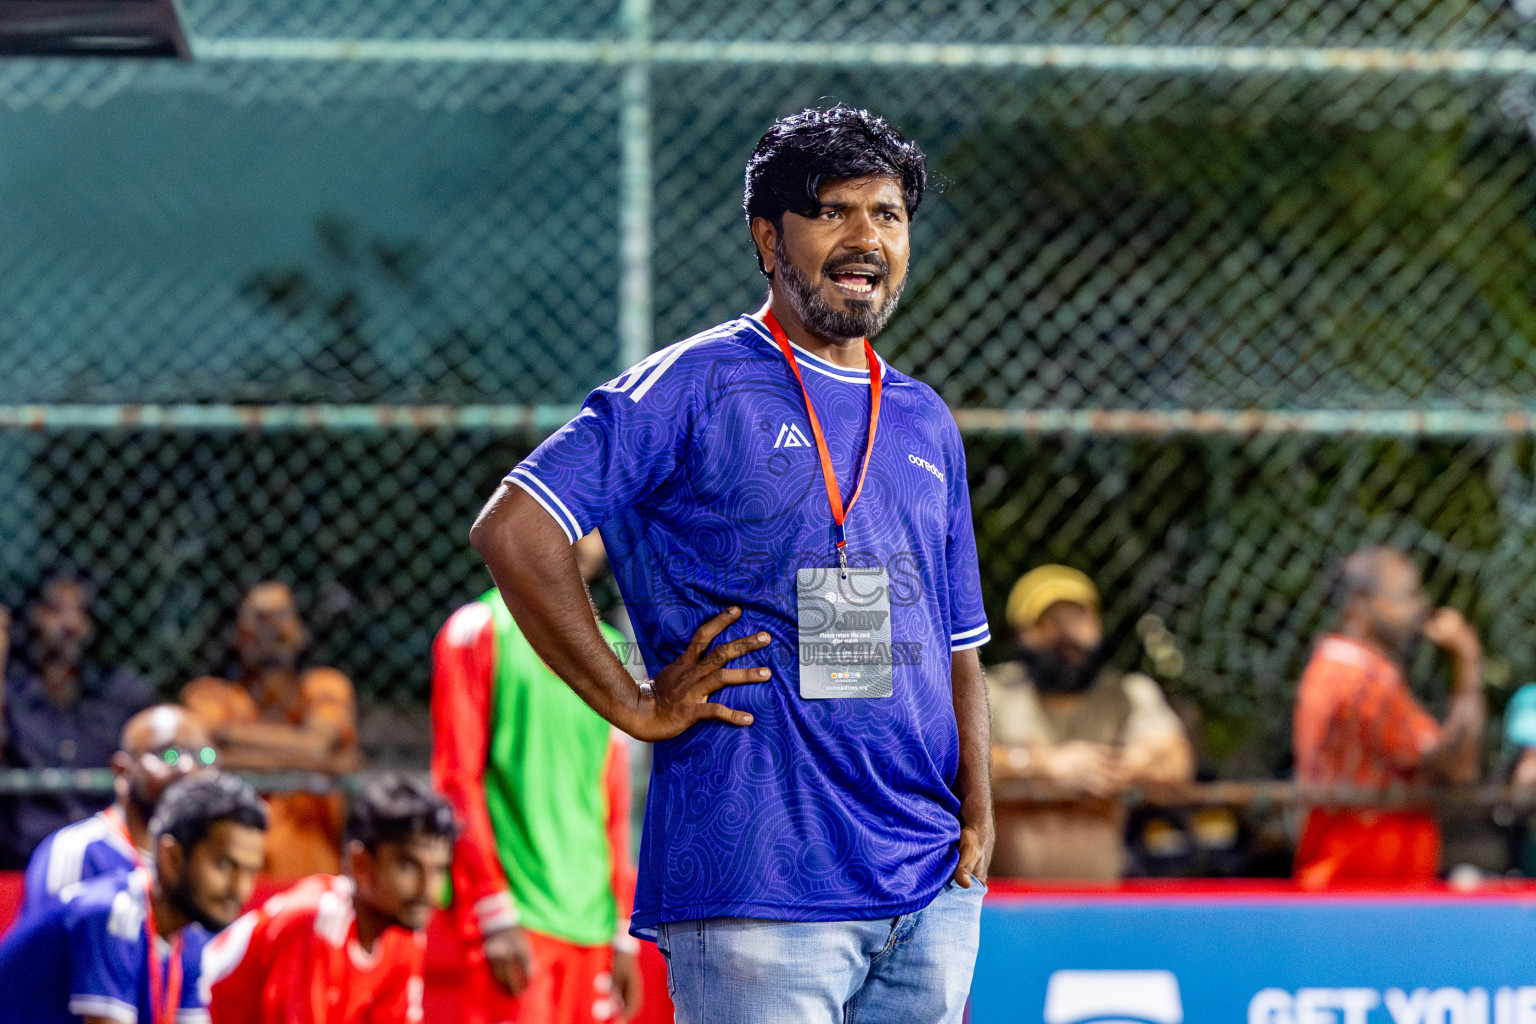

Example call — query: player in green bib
[431,532,641,1024]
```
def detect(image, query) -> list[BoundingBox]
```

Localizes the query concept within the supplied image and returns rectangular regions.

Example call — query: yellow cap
[1006,565,1099,632]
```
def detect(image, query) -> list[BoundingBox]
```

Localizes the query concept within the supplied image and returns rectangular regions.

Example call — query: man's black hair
[743,105,927,275]
[150,771,268,855]
[346,773,458,852]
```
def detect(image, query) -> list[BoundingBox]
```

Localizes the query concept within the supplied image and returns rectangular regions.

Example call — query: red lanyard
[141,876,184,1024]
[762,306,882,574]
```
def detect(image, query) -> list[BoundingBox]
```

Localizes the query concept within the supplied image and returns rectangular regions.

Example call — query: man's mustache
[822,252,889,280]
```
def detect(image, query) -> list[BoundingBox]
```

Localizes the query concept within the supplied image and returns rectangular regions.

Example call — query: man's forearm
[950,649,993,830]
[1120,732,1196,787]
[1438,686,1486,783]
[216,720,341,754]
[1423,656,1486,784]
[469,483,641,732]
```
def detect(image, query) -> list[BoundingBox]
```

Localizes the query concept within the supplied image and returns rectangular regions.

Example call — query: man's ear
[345,839,372,885]
[109,752,132,802]
[750,216,778,277]
[156,834,184,886]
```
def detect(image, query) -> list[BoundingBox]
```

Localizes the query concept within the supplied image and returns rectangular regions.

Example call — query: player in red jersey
[202,774,457,1024]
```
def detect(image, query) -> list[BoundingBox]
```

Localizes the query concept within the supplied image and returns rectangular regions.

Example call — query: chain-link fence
[6,0,1536,773]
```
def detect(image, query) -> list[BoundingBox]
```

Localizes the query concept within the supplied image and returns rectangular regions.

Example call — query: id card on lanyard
[762,306,894,700]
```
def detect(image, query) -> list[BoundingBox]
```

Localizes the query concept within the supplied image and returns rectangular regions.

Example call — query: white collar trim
[743,315,887,384]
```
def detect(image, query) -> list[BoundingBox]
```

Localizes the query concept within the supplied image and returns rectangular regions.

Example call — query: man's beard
[167,872,227,932]
[35,636,85,669]
[126,776,157,825]
[1380,621,1424,666]
[775,239,904,341]
[247,638,299,672]
[1020,643,1107,695]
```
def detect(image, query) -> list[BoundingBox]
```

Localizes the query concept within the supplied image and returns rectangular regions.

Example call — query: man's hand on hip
[623,606,770,742]
[953,816,994,889]
[482,924,533,996]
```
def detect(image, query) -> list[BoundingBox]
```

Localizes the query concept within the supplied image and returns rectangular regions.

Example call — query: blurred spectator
[1,567,153,866]
[22,703,213,918]
[1507,684,1536,787]
[1503,685,1536,875]
[182,581,358,880]
[432,532,641,1024]
[1292,546,1485,888]
[987,565,1194,880]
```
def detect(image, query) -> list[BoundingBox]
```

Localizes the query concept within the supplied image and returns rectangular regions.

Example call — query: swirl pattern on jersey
[510,316,990,934]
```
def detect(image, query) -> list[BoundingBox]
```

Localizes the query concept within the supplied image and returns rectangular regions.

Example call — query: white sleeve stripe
[610,325,736,396]
[46,839,82,896]
[628,337,707,403]
[952,631,991,652]
[609,348,670,394]
[508,478,576,543]
[950,623,990,641]
[70,995,138,1023]
[508,468,583,537]
[46,817,108,895]
[506,470,580,543]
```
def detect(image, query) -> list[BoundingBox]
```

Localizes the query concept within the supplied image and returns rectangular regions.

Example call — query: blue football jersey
[0,867,212,1024]
[21,808,142,920]
[509,314,990,935]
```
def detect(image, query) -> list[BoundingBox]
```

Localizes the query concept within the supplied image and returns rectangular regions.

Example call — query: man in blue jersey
[22,705,215,918]
[470,106,992,1023]
[0,771,267,1024]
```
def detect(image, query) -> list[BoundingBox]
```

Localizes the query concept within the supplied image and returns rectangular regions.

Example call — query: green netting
[4,0,1536,772]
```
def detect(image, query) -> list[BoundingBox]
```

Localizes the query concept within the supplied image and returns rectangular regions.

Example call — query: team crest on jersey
[774,423,811,449]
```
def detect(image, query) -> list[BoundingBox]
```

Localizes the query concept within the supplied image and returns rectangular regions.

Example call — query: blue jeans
[656,879,984,1024]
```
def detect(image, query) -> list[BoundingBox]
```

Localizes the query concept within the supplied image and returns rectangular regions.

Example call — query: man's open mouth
[828,269,881,297]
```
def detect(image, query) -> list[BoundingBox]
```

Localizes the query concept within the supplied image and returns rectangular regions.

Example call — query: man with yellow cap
[988,565,1193,880]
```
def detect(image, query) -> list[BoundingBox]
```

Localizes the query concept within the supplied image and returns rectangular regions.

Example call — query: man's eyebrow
[817,199,905,213]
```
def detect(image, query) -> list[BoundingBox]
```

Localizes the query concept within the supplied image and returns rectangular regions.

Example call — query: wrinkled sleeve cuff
[69,996,137,1024]
[474,891,520,937]
[613,919,639,954]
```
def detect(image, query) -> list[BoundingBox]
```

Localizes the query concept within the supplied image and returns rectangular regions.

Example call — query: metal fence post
[619,0,654,372]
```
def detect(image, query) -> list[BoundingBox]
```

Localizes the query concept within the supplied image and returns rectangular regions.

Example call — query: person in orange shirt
[203,773,456,1024]
[182,581,359,879]
[1292,546,1486,887]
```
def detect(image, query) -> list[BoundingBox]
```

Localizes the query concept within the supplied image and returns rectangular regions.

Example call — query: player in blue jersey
[0,771,267,1024]
[22,705,215,919]
[470,106,993,1023]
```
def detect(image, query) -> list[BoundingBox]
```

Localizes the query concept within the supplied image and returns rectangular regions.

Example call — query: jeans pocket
[948,876,987,896]
[657,923,678,999]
